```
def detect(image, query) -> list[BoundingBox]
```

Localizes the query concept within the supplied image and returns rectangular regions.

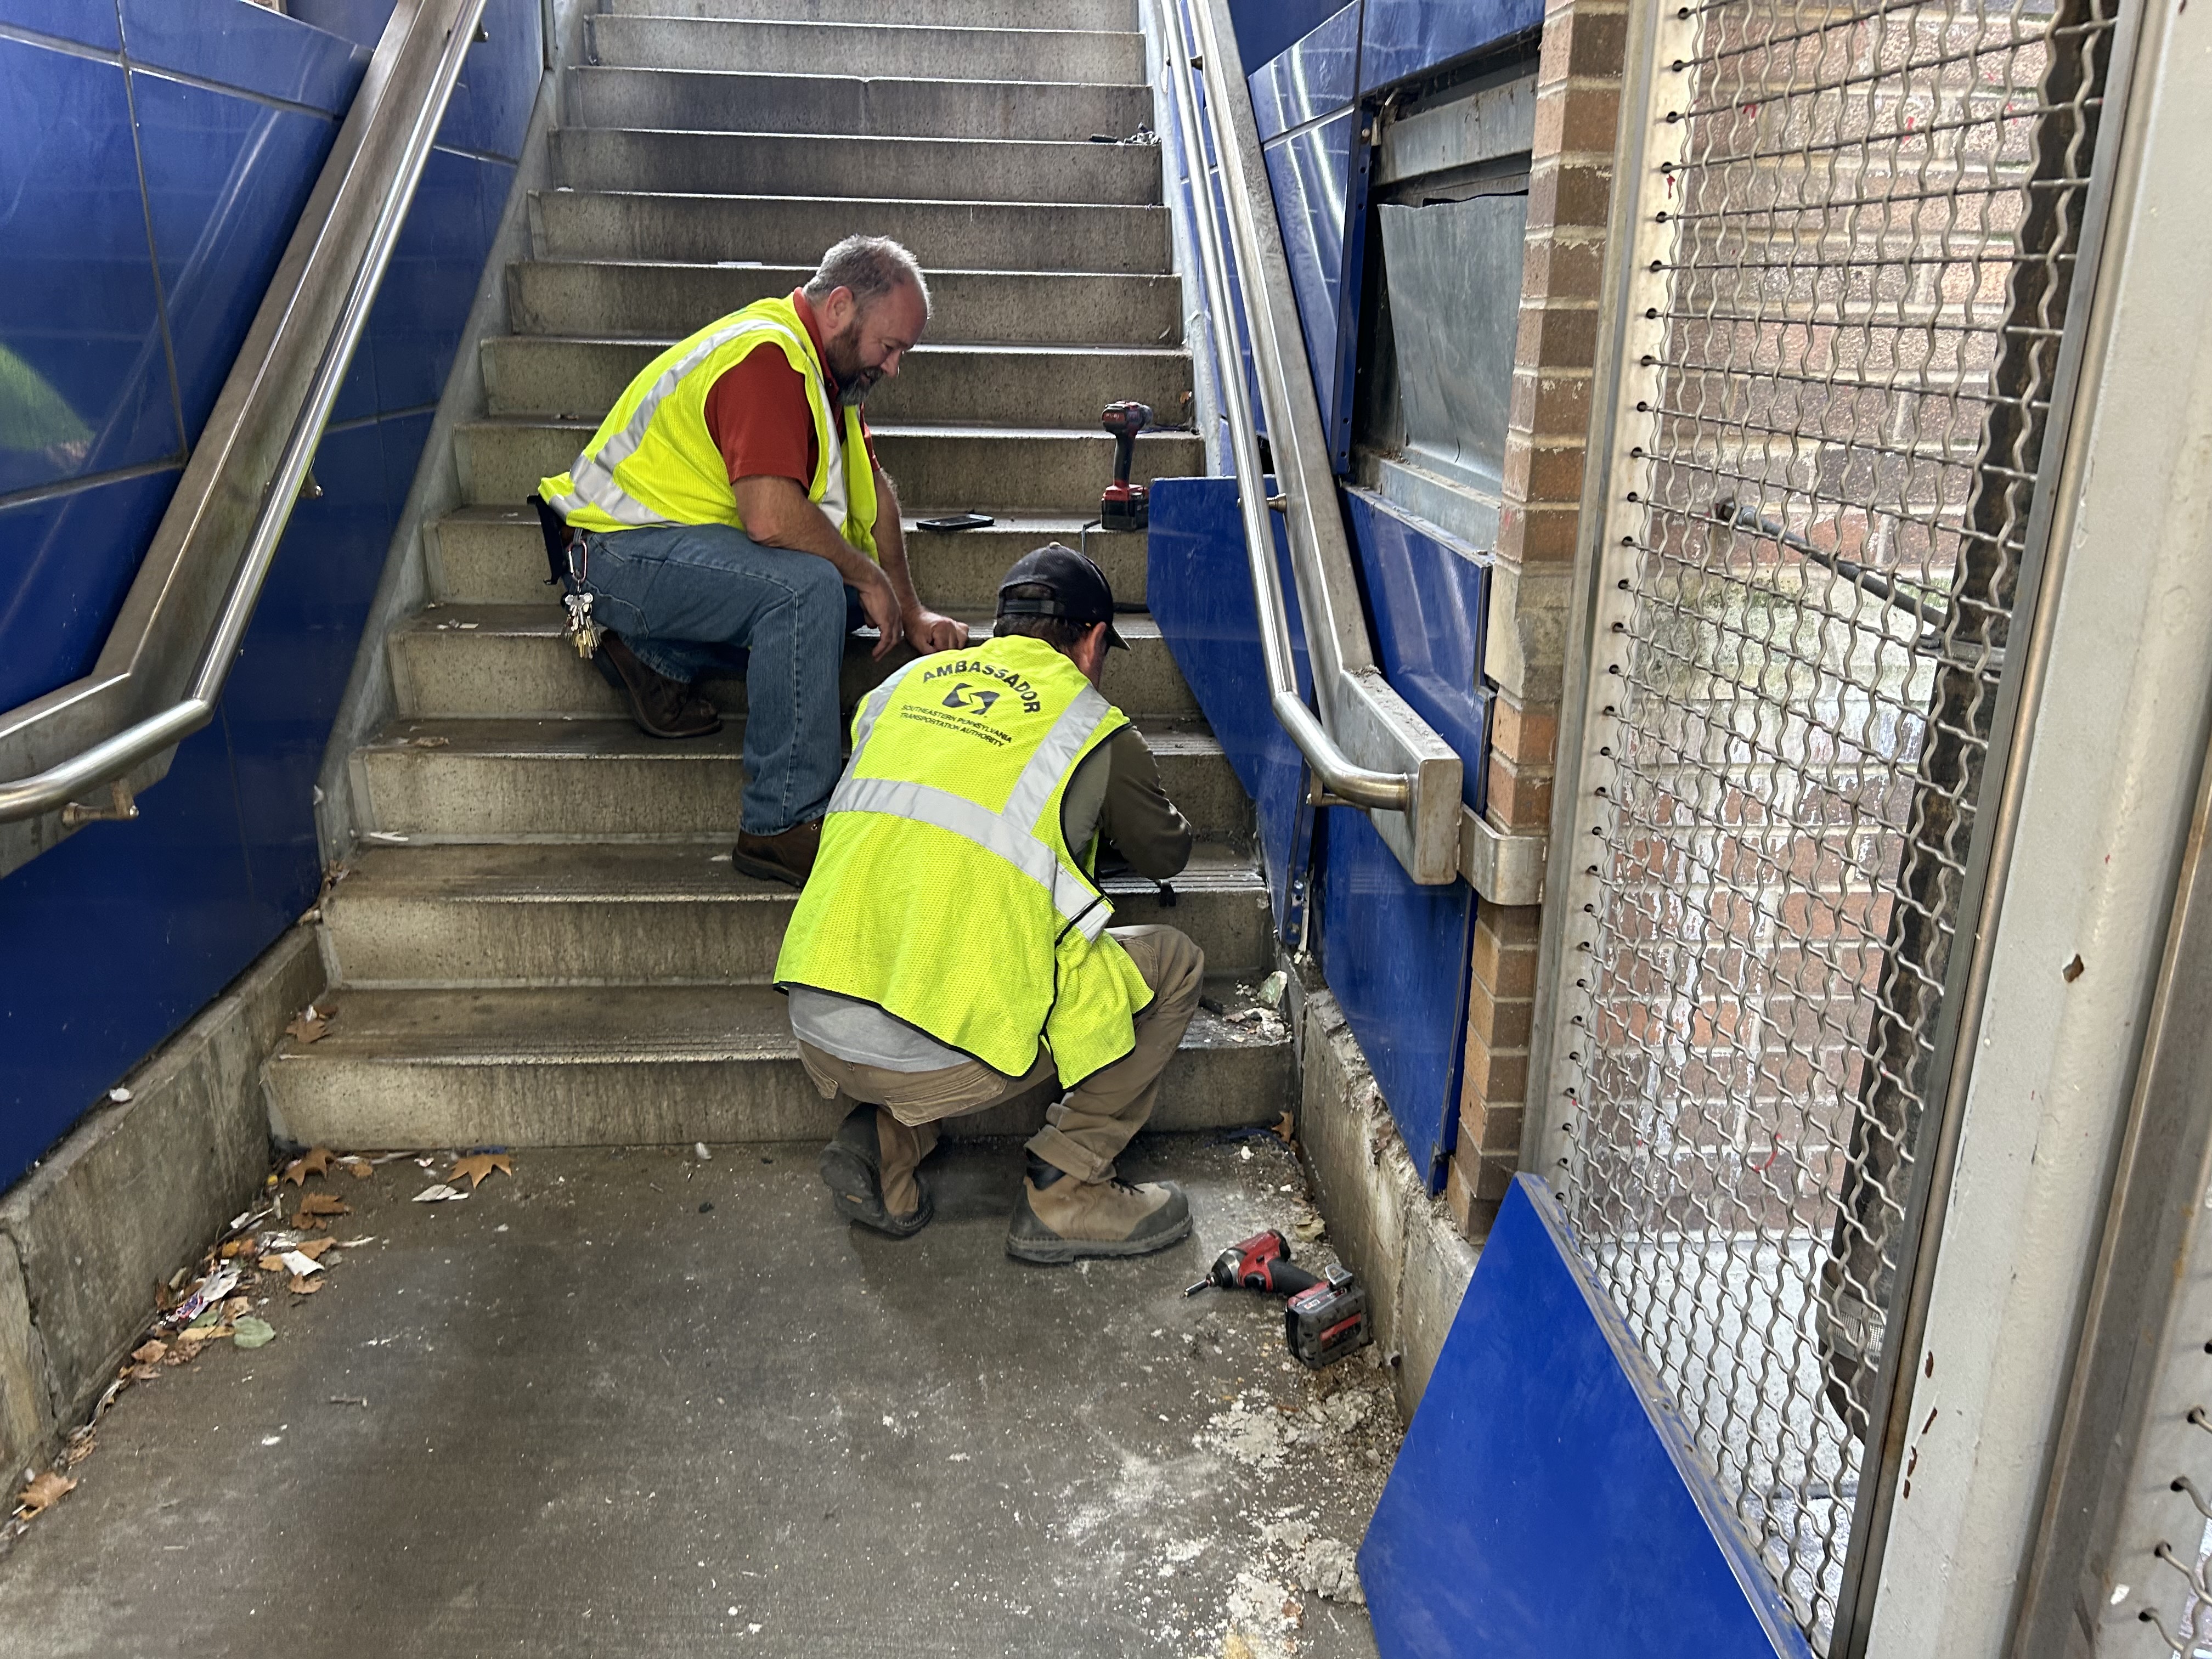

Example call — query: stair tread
[463,414,1196,441]
[558,126,1154,154]
[336,837,1260,899]
[433,503,1142,535]
[564,63,1152,95]
[394,602,1169,641]
[537,187,1167,213]
[278,981,1283,1063]
[364,714,1224,758]
[489,335,1186,362]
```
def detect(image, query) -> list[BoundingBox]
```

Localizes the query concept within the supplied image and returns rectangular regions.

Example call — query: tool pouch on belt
[528,494,569,587]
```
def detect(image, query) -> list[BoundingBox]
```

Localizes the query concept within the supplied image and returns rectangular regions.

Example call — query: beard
[823,322,884,407]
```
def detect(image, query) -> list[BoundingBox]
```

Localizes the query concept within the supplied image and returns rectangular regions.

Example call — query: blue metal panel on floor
[1361,1176,1816,1659]
[1358,0,1542,93]
[1314,804,1471,1183]
[1147,476,1314,944]
[1248,0,1359,142]
[1343,486,1489,803]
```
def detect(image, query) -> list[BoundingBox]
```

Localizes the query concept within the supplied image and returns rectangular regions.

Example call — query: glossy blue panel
[0,38,179,496]
[285,0,393,49]
[366,148,512,411]
[435,0,540,161]
[1225,0,1353,84]
[0,467,179,707]
[227,418,397,911]
[1148,476,1314,941]
[1362,1177,1818,1659]
[1344,487,1489,806]
[1262,110,1356,456]
[119,0,367,115]
[134,71,340,441]
[0,709,276,1187]
[1359,0,1542,93]
[0,0,121,50]
[1249,0,1358,140]
[1316,804,1471,1181]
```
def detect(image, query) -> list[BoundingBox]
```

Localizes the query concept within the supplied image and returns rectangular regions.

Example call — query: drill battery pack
[1284,1265,1372,1368]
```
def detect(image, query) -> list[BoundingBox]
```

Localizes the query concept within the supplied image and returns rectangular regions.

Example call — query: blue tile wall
[119,0,367,114]
[135,70,340,442]
[0,0,542,1188]
[1261,110,1358,458]
[0,37,179,498]
[1225,0,1357,86]
[1249,0,1359,142]
[1358,0,1543,93]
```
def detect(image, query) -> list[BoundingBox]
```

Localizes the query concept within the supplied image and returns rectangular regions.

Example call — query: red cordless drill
[1185,1229,1375,1369]
[1101,400,1151,531]
[1186,1228,1318,1296]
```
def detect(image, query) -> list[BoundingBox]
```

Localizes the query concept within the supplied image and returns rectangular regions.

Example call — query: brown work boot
[1005,1153,1190,1263]
[818,1104,933,1238]
[597,630,720,739]
[732,819,821,888]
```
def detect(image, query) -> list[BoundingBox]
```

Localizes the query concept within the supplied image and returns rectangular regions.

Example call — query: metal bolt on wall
[1543,0,2121,1648]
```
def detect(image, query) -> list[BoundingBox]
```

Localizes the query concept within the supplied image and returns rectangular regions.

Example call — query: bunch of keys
[564,589,605,659]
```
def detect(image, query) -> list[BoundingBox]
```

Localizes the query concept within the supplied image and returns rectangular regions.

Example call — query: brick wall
[1444,0,1629,1237]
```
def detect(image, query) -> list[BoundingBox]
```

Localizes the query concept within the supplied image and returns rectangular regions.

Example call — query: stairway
[269,0,1287,1151]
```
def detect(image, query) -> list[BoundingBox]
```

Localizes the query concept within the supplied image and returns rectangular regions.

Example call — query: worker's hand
[858,571,906,661]
[904,607,969,655]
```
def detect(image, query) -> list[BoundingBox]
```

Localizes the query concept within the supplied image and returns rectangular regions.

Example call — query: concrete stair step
[584,16,1146,86]
[456,417,1203,513]
[481,335,1191,427]
[505,260,1182,348]
[264,983,1288,1149]
[531,191,1169,275]
[561,66,1152,143]
[430,506,1146,611]
[550,129,1163,208]
[386,606,1199,723]
[320,840,1269,987]
[597,0,1137,31]
[353,717,1252,842]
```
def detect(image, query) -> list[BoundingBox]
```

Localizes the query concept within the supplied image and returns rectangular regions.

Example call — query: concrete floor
[0,1136,1391,1658]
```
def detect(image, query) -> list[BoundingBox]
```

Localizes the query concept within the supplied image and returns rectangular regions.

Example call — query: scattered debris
[293,1192,350,1228]
[285,1005,335,1045]
[363,831,409,845]
[12,1471,75,1521]
[409,735,450,748]
[328,1395,369,1408]
[345,1159,374,1180]
[412,1184,466,1203]
[107,1086,132,1104]
[232,1317,276,1350]
[1256,970,1288,1008]
[163,1267,240,1330]
[693,1142,713,1161]
[130,1339,167,1365]
[450,1152,512,1190]
[278,1250,325,1279]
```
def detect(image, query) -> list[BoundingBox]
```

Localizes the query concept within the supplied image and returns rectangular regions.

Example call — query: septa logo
[941,681,1001,714]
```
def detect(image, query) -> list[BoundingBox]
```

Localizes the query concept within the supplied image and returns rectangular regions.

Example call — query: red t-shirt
[701,289,878,492]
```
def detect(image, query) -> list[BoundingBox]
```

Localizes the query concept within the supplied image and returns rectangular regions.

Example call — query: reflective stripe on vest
[829,665,1117,942]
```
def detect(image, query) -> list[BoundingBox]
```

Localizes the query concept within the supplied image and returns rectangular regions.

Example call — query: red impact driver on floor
[1185,1229,1375,1368]
[1101,400,1151,531]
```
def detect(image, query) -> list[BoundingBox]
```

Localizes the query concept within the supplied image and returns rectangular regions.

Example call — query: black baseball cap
[995,543,1128,650]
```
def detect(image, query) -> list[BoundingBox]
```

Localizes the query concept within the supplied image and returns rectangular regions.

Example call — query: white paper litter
[108,1086,132,1103]
[166,1267,241,1328]
[279,1250,324,1277]
[412,1184,467,1203]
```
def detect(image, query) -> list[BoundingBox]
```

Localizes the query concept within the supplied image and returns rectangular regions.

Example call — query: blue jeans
[572,523,863,836]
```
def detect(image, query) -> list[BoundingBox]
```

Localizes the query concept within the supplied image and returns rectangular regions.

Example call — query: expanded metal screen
[1551,0,2118,1646]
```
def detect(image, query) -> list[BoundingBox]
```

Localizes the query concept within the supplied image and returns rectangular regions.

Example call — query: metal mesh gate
[1548,0,2120,1646]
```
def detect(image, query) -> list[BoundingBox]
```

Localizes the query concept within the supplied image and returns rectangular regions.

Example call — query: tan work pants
[797,926,1205,1212]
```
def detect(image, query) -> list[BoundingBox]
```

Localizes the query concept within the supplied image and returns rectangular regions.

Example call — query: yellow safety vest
[537,294,879,555]
[775,635,1155,1084]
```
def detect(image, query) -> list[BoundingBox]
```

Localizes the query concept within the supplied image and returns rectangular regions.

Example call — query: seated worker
[535,234,967,888]
[774,545,1203,1263]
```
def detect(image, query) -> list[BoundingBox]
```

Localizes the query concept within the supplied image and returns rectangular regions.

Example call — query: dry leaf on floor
[345,1159,374,1180]
[285,1007,332,1044]
[289,1275,323,1295]
[218,1238,252,1259]
[410,734,450,747]
[1221,1635,1257,1659]
[283,1147,335,1185]
[1270,1111,1296,1144]
[127,1363,160,1383]
[223,1297,252,1321]
[292,1237,335,1261]
[257,1255,288,1273]
[296,1193,349,1218]
[232,1317,275,1350]
[130,1339,167,1364]
[14,1471,76,1517]
[450,1153,512,1190]
[58,1435,96,1470]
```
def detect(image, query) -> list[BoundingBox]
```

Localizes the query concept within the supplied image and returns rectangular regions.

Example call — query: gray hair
[802,235,931,320]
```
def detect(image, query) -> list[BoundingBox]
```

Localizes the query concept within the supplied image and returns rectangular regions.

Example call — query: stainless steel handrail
[1150,0,1411,817]
[0,0,491,847]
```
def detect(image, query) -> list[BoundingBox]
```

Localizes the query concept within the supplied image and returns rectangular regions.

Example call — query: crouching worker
[773,545,1203,1262]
